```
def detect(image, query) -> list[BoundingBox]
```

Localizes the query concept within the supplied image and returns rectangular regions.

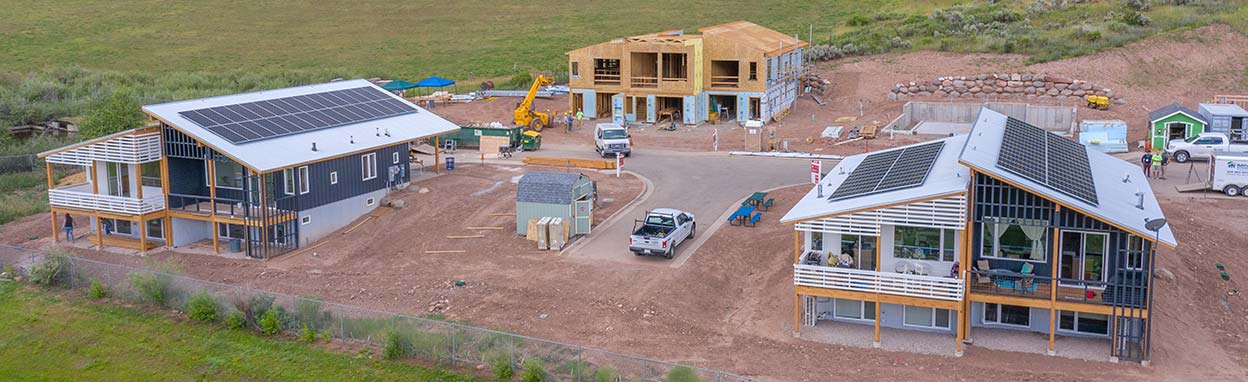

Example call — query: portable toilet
[515,172,595,236]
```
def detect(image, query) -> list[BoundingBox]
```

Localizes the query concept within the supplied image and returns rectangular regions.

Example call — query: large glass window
[1059,311,1109,335]
[146,219,163,239]
[1060,231,1107,285]
[982,218,1047,262]
[984,303,1030,327]
[217,223,245,239]
[903,306,951,328]
[283,168,295,195]
[832,299,876,321]
[840,235,876,270]
[362,153,378,180]
[894,226,955,262]
[297,166,310,195]
[212,160,243,189]
[809,232,823,252]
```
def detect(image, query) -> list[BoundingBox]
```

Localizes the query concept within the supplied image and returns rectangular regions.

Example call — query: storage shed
[515,172,595,236]
[1199,103,1248,142]
[1149,103,1207,149]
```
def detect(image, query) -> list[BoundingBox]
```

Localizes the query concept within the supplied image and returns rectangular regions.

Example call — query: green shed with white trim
[1148,103,1207,150]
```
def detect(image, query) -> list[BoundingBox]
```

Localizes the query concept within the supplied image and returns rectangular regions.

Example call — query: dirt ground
[6,25,1248,381]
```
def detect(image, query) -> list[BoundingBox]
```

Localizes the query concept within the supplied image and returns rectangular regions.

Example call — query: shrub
[503,72,533,90]
[128,272,170,306]
[4,263,14,277]
[78,89,144,139]
[846,15,873,27]
[187,292,218,322]
[259,309,281,335]
[520,359,546,382]
[296,298,327,330]
[225,311,246,330]
[488,351,514,379]
[382,331,413,360]
[300,324,316,343]
[665,366,702,382]
[87,279,107,298]
[30,255,71,287]
[593,367,614,382]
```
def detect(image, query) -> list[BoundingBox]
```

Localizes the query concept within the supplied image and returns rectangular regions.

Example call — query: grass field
[0,281,486,381]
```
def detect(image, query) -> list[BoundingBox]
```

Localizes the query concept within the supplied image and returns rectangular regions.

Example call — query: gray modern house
[42,79,458,258]
[783,108,1175,363]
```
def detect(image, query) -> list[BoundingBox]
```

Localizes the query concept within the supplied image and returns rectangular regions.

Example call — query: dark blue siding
[269,143,410,211]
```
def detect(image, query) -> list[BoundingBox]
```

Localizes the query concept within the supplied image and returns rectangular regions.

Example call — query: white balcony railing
[49,187,165,215]
[794,264,965,301]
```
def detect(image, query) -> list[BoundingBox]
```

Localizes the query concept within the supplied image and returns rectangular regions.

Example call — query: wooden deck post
[874,235,882,347]
[962,170,975,344]
[138,216,147,254]
[793,291,800,335]
[434,135,441,175]
[160,153,173,245]
[1049,221,1060,356]
[792,230,800,263]
[208,158,219,254]
[90,162,103,249]
[47,162,57,241]
[955,310,964,356]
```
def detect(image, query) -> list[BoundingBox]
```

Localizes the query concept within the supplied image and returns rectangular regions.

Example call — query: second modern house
[40,79,459,258]
[565,20,806,126]
[783,108,1176,363]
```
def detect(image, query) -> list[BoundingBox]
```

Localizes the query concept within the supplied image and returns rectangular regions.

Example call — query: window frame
[216,222,245,239]
[1058,311,1110,336]
[570,61,580,77]
[392,152,400,164]
[748,62,758,81]
[362,153,378,181]
[903,306,951,329]
[297,166,310,195]
[893,226,957,262]
[283,168,295,195]
[301,215,312,225]
[146,219,164,239]
[1125,236,1146,270]
[831,299,876,322]
[207,160,244,190]
[980,219,1048,263]
[983,303,1031,328]
[329,171,338,185]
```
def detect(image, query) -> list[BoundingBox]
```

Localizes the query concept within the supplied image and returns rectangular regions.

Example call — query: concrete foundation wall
[298,188,388,246]
[171,218,210,247]
[888,101,1077,134]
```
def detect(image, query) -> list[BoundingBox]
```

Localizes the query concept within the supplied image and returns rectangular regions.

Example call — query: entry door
[611,94,624,125]
[106,162,131,197]
[1059,231,1107,287]
[573,198,592,234]
[1167,122,1187,140]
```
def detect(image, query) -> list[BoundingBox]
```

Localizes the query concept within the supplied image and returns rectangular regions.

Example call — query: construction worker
[566,111,574,133]
[1159,151,1170,180]
[62,213,75,242]
[575,109,584,129]
[1151,150,1163,179]
[1141,151,1153,178]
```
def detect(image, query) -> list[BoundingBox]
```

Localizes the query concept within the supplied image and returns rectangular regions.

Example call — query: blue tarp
[415,76,455,88]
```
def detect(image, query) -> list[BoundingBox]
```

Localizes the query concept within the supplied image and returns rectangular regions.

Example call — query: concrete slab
[913,121,972,136]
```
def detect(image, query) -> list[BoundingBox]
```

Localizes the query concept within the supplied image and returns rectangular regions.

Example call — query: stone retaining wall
[888,73,1124,104]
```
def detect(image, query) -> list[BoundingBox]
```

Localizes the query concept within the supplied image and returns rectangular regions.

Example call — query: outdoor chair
[894,261,912,274]
[975,260,994,291]
[1018,263,1036,295]
[762,198,775,211]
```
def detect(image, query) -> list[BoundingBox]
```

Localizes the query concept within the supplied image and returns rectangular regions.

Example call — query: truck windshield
[645,215,674,226]
[602,130,628,139]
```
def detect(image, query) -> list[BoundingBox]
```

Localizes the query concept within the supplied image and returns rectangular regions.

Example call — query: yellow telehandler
[514,75,554,131]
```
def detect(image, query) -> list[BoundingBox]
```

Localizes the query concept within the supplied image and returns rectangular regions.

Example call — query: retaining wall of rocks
[888,73,1124,104]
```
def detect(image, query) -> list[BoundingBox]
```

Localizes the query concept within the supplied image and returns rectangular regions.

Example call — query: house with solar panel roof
[39,79,458,258]
[782,108,1175,363]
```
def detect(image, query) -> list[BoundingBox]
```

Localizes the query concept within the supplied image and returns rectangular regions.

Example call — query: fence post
[509,335,516,372]
[450,328,457,366]
[576,349,583,382]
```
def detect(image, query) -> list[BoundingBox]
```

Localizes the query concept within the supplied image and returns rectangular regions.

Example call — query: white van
[1211,152,1248,196]
[594,123,632,158]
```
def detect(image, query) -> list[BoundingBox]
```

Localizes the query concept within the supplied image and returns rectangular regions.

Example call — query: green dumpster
[521,130,542,151]
[442,125,524,148]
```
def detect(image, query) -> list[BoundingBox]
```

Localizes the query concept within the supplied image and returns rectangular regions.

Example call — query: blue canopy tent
[415,76,455,88]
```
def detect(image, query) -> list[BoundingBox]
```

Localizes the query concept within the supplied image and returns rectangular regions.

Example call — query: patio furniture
[761,198,775,211]
[742,192,768,207]
[836,253,854,268]
[746,212,763,227]
[913,263,930,276]
[895,261,912,274]
[974,260,994,289]
[727,205,755,226]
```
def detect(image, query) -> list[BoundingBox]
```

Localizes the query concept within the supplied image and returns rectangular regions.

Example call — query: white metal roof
[781,135,970,223]
[959,109,1177,247]
[1200,103,1248,117]
[143,79,459,173]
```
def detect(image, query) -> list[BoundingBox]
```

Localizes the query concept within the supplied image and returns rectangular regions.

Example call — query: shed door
[574,199,592,234]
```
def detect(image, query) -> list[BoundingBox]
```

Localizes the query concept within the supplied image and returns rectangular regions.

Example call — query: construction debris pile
[888,73,1124,104]
[801,68,831,106]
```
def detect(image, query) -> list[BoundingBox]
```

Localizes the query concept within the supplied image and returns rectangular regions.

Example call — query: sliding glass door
[105,162,131,197]
[1059,231,1107,287]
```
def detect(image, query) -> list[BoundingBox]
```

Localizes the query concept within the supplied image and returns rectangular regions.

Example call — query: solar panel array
[829,140,945,201]
[997,117,1099,205]
[177,86,417,144]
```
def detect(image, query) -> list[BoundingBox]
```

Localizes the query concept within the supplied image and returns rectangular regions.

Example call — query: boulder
[1022,74,1033,81]
[1025,87,1037,94]
[1045,75,1073,84]
[1073,90,1086,96]
[387,199,408,209]
[1010,73,1022,81]
[983,86,996,93]
[961,92,973,98]
[908,86,919,92]
[1007,80,1023,87]
[917,91,932,96]
[1055,83,1069,90]
[949,91,961,98]
[933,90,947,97]
[887,92,898,101]
[1155,268,1176,282]
[955,86,968,93]
[942,80,953,87]
[976,74,990,80]
[996,80,1008,87]
[1032,81,1045,87]
[953,80,966,87]
[969,87,981,93]
[1060,89,1073,96]
[1047,88,1060,96]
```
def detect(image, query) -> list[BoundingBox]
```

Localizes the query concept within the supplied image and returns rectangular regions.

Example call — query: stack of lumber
[523,156,616,170]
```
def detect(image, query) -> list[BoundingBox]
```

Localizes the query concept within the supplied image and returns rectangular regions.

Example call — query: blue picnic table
[743,192,767,207]
[727,205,755,226]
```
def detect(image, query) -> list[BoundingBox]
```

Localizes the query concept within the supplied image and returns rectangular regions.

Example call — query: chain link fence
[0,154,39,175]
[0,245,758,382]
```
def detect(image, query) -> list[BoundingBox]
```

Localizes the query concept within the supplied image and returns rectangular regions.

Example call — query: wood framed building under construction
[566,21,807,126]
[782,108,1176,363]
[40,79,459,258]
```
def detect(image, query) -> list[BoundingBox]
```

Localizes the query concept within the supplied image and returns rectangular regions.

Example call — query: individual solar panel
[997,117,1099,205]
[828,140,945,201]
[178,86,417,144]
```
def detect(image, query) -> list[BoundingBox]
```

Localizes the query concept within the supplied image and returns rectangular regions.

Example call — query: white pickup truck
[1166,132,1248,163]
[629,209,695,259]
